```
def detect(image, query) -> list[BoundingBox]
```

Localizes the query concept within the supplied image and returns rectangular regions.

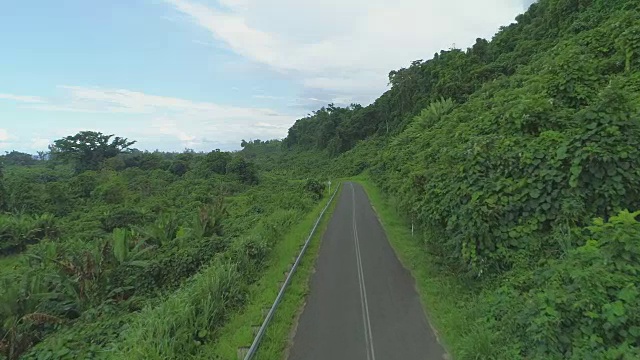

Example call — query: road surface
[289,183,446,360]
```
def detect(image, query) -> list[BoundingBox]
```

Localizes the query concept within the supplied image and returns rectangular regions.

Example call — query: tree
[0,163,6,211]
[36,151,48,161]
[169,160,188,176]
[204,150,232,175]
[49,131,136,172]
[226,156,259,185]
[303,179,325,200]
[119,151,168,171]
[1,151,37,166]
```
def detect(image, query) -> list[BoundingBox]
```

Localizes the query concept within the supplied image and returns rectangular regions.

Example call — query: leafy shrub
[169,160,188,176]
[98,207,147,232]
[302,179,326,200]
[93,178,128,205]
[0,214,59,256]
[226,156,259,185]
[68,171,98,199]
[135,235,225,293]
[484,211,640,358]
[45,182,72,216]
[378,70,640,274]
[0,164,6,212]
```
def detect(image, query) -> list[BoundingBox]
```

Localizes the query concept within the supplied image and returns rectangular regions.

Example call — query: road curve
[288,182,446,360]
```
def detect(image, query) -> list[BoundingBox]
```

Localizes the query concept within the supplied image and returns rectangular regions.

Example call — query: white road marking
[351,183,376,360]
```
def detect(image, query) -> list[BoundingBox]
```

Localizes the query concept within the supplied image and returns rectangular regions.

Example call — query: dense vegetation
[0,135,325,359]
[3,0,639,358]
[249,0,640,358]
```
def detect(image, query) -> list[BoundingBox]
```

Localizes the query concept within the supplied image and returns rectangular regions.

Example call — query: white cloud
[302,74,386,94]
[17,86,297,150]
[0,93,46,104]
[30,138,51,149]
[0,129,10,141]
[27,104,107,113]
[164,0,527,104]
[0,129,15,150]
[192,39,217,47]
[137,116,290,150]
[218,0,248,11]
[150,120,198,145]
[254,122,288,129]
[160,15,179,23]
[27,85,286,118]
[166,0,281,66]
[253,94,283,100]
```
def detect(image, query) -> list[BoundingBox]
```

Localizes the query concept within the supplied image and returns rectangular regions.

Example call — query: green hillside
[248,0,640,358]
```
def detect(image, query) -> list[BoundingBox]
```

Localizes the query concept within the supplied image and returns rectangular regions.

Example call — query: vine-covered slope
[250,0,640,357]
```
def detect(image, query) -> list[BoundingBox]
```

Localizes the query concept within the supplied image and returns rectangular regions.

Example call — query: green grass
[352,176,497,360]
[208,184,342,360]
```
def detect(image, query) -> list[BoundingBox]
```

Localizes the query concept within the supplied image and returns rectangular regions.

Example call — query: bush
[93,178,128,205]
[169,160,188,176]
[113,259,245,359]
[99,207,147,232]
[68,171,98,199]
[0,214,59,256]
[135,235,225,292]
[303,179,326,201]
[485,211,640,358]
[226,157,259,185]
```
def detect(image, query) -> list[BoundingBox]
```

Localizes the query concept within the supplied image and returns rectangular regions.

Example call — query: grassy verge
[352,176,491,360]
[208,183,342,360]
[253,184,341,360]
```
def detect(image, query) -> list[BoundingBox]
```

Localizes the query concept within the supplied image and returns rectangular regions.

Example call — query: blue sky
[0,0,531,153]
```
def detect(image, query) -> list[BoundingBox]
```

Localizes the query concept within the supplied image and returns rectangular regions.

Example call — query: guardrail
[243,184,340,360]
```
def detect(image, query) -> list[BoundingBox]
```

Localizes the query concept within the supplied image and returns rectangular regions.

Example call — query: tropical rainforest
[2,0,640,358]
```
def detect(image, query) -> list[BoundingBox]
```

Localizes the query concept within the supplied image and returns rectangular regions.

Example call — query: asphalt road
[288,183,446,360]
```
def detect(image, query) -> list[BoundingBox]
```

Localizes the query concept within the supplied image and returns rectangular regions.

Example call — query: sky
[0,0,534,153]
